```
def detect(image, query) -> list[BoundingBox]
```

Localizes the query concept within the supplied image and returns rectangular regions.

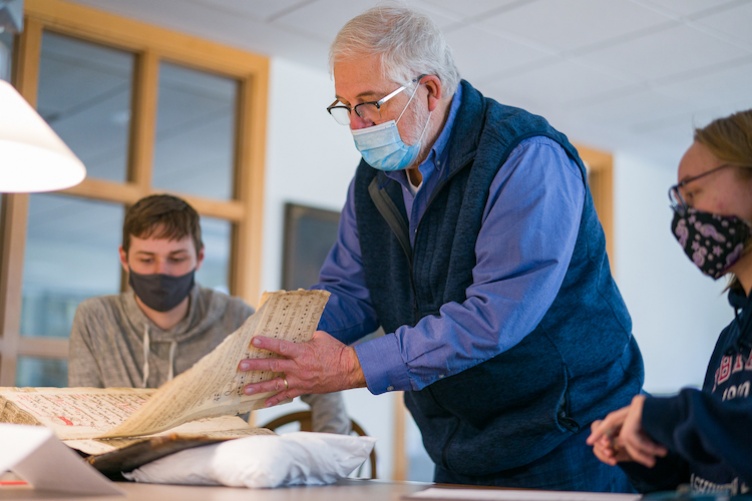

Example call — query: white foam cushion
[123,432,375,489]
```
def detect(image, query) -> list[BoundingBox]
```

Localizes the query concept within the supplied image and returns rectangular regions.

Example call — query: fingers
[588,395,669,468]
[237,336,299,372]
[616,394,667,467]
[586,419,607,445]
[251,335,300,356]
[588,421,620,466]
[238,357,291,372]
[591,440,619,466]
[620,431,668,467]
[253,376,289,396]
[237,331,365,399]
[587,407,634,466]
[586,407,628,446]
[242,376,297,406]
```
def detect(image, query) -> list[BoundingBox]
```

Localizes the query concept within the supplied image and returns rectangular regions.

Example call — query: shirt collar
[426,83,462,173]
[385,84,463,186]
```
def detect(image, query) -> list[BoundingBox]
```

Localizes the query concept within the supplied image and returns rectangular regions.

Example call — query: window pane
[21,194,124,338]
[16,357,68,388]
[153,62,236,200]
[196,216,231,293]
[38,32,134,182]
[0,30,12,81]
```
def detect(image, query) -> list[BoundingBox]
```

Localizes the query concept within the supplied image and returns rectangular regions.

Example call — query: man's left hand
[237,330,365,407]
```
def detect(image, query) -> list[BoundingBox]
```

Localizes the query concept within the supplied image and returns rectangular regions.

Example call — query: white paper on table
[0,423,123,496]
[406,487,641,501]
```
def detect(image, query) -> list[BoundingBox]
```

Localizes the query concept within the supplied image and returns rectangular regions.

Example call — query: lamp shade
[0,80,86,193]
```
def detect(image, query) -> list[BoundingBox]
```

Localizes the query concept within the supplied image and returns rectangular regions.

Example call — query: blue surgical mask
[351,84,430,171]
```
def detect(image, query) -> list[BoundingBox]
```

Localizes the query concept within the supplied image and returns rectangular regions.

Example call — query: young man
[68,193,350,434]
[238,5,644,491]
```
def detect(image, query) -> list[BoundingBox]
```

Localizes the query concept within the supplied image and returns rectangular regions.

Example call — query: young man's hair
[122,194,203,254]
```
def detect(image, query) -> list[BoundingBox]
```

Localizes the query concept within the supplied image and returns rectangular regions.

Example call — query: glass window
[196,216,231,293]
[21,194,124,338]
[153,62,236,200]
[0,30,12,81]
[16,357,68,388]
[37,32,133,182]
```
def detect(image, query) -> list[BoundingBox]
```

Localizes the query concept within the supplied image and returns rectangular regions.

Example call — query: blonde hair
[694,109,752,174]
[694,109,752,287]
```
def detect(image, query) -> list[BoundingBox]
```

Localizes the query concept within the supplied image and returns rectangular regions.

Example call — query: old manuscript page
[100,289,330,439]
[66,415,273,455]
[0,387,154,440]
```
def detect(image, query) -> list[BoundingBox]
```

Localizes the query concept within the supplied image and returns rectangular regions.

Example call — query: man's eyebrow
[132,249,189,255]
[335,88,384,103]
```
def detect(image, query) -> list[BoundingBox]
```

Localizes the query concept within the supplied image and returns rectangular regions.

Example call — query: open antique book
[0,289,329,477]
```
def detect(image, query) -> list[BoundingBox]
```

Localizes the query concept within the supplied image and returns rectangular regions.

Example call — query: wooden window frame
[0,0,269,385]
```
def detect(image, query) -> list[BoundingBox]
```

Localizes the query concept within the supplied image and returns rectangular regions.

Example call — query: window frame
[0,0,269,385]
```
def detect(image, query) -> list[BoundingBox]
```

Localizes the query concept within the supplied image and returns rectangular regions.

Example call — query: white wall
[613,152,731,394]
[255,57,739,480]
[259,58,359,291]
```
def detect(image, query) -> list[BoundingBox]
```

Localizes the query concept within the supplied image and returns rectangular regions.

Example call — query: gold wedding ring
[283,378,289,390]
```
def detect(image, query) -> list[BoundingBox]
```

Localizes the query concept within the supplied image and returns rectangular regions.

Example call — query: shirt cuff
[354,334,411,394]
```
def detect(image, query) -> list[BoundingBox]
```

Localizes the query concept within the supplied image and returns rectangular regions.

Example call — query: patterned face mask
[671,207,751,279]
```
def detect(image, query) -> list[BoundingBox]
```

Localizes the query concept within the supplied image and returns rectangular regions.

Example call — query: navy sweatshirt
[623,286,752,495]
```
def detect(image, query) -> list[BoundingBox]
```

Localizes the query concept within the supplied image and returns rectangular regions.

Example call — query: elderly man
[239,5,644,491]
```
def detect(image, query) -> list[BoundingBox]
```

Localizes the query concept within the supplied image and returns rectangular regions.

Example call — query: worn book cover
[0,289,329,477]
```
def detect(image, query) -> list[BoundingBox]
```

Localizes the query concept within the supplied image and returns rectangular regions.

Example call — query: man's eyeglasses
[326,75,426,126]
[668,163,736,215]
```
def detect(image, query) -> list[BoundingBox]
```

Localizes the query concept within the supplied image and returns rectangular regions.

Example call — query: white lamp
[0,79,86,193]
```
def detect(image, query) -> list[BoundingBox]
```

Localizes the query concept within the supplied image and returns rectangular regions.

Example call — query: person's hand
[587,395,668,468]
[616,394,668,467]
[587,407,632,465]
[237,330,366,408]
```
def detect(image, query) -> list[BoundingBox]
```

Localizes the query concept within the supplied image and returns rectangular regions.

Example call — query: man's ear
[423,75,443,112]
[195,246,205,271]
[118,246,129,272]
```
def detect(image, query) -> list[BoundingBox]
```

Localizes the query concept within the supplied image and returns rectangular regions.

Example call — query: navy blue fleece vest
[353,80,644,476]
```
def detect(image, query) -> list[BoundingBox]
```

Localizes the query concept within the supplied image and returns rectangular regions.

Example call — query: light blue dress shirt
[316,88,586,395]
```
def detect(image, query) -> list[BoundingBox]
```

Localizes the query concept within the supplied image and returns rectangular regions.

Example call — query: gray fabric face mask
[128,269,195,312]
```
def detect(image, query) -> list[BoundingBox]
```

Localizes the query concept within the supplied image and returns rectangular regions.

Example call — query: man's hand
[238,330,366,408]
[587,395,668,468]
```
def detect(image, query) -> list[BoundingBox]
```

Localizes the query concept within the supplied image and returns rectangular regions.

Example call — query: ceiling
[64,0,752,169]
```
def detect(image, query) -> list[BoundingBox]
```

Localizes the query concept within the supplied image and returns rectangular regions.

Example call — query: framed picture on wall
[281,202,341,291]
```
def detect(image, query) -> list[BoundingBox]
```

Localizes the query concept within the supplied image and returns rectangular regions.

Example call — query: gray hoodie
[68,285,351,434]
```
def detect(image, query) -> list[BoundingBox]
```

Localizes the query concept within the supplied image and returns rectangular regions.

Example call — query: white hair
[329,4,461,96]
